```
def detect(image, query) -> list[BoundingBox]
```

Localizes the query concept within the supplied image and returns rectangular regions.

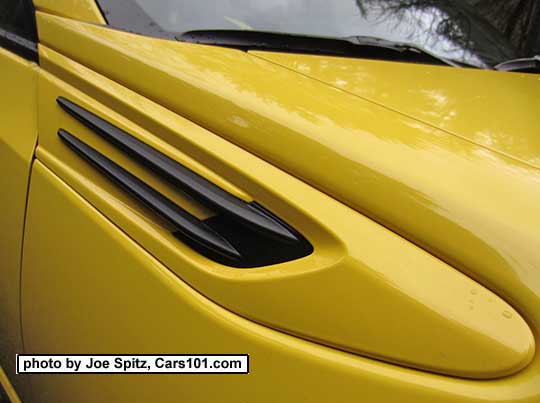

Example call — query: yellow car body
[0,0,539,402]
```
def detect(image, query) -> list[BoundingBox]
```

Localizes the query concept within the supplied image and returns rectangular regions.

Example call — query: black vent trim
[57,99,313,267]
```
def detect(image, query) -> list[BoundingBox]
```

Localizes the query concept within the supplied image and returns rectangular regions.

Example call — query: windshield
[98,0,540,70]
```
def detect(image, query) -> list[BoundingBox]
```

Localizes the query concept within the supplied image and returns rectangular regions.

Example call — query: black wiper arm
[178,30,458,67]
[495,55,540,73]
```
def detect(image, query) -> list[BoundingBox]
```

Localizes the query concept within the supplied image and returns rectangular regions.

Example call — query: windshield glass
[98,0,540,69]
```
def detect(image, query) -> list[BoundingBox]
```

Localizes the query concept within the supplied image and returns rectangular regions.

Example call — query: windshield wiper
[495,55,540,73]
[178,30,462,68]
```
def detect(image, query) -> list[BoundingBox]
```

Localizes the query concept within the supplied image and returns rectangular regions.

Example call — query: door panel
[0,46,37,398]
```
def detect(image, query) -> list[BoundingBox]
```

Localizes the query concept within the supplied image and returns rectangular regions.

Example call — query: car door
[0,1,38,400]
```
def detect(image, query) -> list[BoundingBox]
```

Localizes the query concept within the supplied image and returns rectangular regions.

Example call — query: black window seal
[0,0,39,62]
[0,27,37,62]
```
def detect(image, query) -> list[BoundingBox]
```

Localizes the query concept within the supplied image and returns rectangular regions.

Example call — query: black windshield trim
[179,30,454,66]
[94,0,538,72]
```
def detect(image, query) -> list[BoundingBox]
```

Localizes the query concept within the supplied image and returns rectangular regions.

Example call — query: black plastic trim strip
[58,129,242,262]
[56,97,299,243]
[0,27,38,62]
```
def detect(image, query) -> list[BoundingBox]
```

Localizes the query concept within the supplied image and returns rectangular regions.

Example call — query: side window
[0,0,38,61]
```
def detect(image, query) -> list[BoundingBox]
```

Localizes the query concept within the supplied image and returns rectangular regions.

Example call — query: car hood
[252,51,540,169]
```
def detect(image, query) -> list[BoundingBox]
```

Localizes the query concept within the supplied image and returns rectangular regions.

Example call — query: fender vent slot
[57,98,312,267]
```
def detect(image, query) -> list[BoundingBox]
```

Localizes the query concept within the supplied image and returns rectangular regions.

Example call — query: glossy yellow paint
[19,162,535,403]
[33,0,105,24]
[34,11,540,352]
[253,52,540,169]
[12,6,537,403]
[0,47,37,401]
[32,42,533,384]
[34,15,540,334]
[33,41,536,381]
